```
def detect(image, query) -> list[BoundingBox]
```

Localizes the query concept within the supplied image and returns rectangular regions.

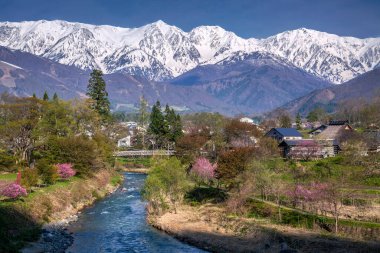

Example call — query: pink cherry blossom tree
[56,163,76,179]
[288,182,328,212]
[190,157,216,185]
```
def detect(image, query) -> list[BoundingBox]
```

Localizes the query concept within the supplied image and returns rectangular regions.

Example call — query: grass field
[0,173,17,181]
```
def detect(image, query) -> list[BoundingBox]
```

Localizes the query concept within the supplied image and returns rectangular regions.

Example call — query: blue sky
[0,0,379,38]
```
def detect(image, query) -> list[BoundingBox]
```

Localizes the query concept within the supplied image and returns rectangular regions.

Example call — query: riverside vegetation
[0,70,123,252]
[142,106,380,252]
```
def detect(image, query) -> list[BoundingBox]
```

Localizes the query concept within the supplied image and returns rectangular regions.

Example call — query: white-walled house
[117,136,131,148]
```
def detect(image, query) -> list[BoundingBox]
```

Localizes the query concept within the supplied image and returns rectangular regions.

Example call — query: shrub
[21,168,39,191]
[216,147,254,188]
[1,183,27,198]
[42,136,98,176]
[36,159,58,185]
[0,151,16,172]
[142,157,189,214]
[56,163,76,179]
[185,187,227,204]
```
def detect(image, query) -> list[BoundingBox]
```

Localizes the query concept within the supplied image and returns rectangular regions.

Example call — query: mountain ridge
[1,19,379,84]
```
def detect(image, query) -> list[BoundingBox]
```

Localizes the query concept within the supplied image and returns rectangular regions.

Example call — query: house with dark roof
[265,128,303,143]
[279,139,339,160]
[279,139,323,160]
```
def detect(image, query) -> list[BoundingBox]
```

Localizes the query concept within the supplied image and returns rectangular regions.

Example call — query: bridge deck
[114,150,175,157]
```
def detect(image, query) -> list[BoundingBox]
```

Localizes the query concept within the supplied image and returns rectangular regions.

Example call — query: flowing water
[67,172,206,253]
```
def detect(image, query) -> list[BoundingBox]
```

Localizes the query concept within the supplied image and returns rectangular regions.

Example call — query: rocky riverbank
[148,204,380,253]
[20,170,121,253]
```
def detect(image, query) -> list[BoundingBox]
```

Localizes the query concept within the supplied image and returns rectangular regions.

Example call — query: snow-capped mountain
[0,20,379,83]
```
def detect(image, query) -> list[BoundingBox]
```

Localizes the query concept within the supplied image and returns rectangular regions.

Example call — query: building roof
[308,124,328,134]
[315,125,352,140]
[273,128,303,137]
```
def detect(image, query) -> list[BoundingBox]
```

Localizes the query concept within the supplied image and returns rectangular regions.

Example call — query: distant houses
[265,121,352,160]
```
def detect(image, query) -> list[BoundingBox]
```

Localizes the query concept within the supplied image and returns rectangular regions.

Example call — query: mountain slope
[278,68,380,116]
[0,20,379,83]
[171,51,331,112]
[0,46,251,115]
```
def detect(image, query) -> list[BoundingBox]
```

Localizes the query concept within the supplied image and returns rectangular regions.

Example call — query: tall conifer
[87,69,110,120]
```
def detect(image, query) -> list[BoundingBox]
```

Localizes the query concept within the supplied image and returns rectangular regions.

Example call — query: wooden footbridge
[114,150,175,157]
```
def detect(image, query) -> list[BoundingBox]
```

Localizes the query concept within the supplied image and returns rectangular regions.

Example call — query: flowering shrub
[288,182,329,207]
[1,183,27,198]
[56,163,76,179]
[191,157,216,181]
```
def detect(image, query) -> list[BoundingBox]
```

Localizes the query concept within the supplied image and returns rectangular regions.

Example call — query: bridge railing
[114,150,175,157]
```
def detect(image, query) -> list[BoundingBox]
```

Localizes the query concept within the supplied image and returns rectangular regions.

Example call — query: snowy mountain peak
[0,20,379,83]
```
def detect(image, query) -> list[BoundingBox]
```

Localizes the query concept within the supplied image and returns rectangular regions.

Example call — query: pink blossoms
[56,163,76,179]
[190,157,217,181]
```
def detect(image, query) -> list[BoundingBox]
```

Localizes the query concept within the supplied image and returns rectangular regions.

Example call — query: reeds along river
[66,172,206,253]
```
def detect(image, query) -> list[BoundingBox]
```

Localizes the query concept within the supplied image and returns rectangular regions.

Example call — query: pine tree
[43,91,49,101]
[87,69,110,120]
[32,93,37,98]
[296,113,302,130]
[164,105,182,143]
[148,101,168,147]
[53,92,59,102]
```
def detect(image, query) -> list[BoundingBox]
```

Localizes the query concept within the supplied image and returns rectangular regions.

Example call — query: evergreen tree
[296,113,302,130]
[43,91,49,101]
[164,104,182,143]
[148,101,168,147]
[32,93,37,98]
[53,92,59,102]
[87,69,110,120]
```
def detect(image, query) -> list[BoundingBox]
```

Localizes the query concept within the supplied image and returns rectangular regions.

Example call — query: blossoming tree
[56,163,76,179]
[190,157,216,185]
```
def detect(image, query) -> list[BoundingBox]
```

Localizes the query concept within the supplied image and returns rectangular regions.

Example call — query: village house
[309,120,353,139]
[117,136,131,148]
[265,128,303,143]
[278,139,339,159]
[279,139,323,160]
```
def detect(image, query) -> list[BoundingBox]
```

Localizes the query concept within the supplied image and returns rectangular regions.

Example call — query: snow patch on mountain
[0,20,379,83]
[0,60,23,69]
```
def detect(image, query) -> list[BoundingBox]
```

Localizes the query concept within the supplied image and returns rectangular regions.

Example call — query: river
[67,172,206,253]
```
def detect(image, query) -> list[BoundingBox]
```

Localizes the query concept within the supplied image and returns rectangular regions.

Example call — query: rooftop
[274,128,303,137]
